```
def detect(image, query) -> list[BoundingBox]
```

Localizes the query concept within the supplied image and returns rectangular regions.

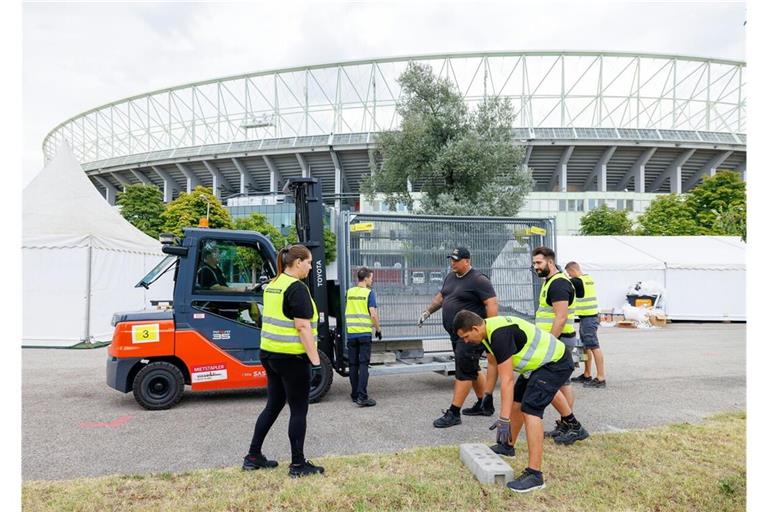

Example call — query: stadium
[42,51,746,234]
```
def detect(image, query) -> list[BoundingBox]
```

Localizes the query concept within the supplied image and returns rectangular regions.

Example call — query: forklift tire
[133,361,185,410]
[308,351,333,404]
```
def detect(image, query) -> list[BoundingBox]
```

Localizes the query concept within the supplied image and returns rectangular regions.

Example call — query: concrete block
[459,443,514,486]
[369,352,397,364]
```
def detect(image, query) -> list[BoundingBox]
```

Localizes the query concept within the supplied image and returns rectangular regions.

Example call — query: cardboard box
[649,314,667,328]
[617,320,637,328]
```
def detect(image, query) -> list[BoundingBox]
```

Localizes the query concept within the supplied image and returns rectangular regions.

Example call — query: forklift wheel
[133,361,185,410]
[308,351,333,404]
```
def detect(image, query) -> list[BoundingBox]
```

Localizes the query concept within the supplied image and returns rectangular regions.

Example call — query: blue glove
[489,417,511,445]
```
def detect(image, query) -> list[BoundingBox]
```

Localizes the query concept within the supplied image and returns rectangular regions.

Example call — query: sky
[21,1,747,186]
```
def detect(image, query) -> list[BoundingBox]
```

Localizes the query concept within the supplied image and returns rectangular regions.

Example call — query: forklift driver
[196,241,260,324]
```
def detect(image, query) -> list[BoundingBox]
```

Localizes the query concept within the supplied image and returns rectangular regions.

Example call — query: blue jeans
[347,335,372,400]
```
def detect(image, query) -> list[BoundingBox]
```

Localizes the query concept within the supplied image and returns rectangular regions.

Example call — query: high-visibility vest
[260,273,318,355]
[482,316,565,375]
[345,286,373,335]
[535,272,576,336]
[574,273,599,317]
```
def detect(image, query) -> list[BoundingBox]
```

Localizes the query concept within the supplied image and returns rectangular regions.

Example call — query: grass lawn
[23,411,745,512]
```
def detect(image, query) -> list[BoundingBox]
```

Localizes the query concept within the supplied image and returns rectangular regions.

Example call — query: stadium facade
[43,51,746,234]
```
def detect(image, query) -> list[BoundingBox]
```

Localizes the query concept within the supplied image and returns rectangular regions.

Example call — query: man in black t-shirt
[418,247,499,428]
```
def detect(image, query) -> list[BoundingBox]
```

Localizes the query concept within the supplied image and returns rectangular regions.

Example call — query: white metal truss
[43,51,746,165]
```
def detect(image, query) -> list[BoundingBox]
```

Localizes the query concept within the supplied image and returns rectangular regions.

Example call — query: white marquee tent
[23,146,173,347]
[556,236,746,321]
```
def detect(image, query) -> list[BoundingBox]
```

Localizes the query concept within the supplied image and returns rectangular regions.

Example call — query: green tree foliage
[635,194,702,235]
[684,171,746,236]
[578,204,634,235]
[286,227,337,263]
[116,184,166,239]
[233,213,288,248]
[362,62,532,216]
[160,186,233,236]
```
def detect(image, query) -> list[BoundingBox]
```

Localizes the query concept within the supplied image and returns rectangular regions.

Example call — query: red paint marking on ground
[80,416,133,429]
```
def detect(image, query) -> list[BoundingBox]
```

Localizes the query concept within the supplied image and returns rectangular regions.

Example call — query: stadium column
[682,151,733,191]
[618,147,656,193]
[735,160,746,181]
[549,145,573,192]
[110,172,131,193]
[202,160,231,199]
[583,146,616,192]
[175,163,200,194]
[262,155,280,194]
[296,153,310,178]
[150,165,181,202]
[231,157,255,194]
[92,175,119,205]
[330,150,344,211]
[129,169,154,187]
[650,149,695,193]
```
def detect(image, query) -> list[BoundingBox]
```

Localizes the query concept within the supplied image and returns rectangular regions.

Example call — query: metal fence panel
[339,212,555,353]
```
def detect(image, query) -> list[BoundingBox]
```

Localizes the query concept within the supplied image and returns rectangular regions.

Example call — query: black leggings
[248,355,310,464]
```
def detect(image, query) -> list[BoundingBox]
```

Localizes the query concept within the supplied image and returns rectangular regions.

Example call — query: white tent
[556,236,746,321]
[22,145,173,347]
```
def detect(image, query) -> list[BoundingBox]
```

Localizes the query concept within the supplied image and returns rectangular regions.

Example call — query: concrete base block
[459,443,514,486]
[369,352,397,364]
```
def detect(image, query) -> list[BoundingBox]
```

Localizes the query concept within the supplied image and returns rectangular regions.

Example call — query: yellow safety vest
[345,286,373,335]
[260,273,318,355]
[482,316,565,375]
[535,272,576,336]
[574,273,599,317]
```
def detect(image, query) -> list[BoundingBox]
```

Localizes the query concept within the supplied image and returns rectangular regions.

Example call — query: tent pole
[83,243,93,342]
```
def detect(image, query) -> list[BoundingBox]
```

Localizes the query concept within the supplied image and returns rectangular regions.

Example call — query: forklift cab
[172,228,278,364]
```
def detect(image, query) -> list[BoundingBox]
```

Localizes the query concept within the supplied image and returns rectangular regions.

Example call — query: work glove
[418,310,431,328]
[489,417,511,446]
[375,330,382,341]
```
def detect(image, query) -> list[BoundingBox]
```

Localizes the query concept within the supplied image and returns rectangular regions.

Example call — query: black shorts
[513,352,574,418]
[578,316,600,348]
[451,335,485,381]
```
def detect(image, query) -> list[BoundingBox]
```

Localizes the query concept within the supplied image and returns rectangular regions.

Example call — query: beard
[535,269,550,278]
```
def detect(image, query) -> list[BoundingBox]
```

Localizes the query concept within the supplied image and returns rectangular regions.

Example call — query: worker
[419,247,498,428]
[242,244,325,478]
[454,310,587,493]
[345,267,382,407]
[196,241,229,289]
[532,246,588,444]
[565,261,606,388]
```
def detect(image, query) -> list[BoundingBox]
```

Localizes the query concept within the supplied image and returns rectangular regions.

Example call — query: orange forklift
[107,178,341,409]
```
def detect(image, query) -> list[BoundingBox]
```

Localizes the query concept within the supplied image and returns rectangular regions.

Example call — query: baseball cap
[447,247,471,261]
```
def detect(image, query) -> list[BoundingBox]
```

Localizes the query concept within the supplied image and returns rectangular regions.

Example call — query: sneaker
[554,423,590,445]
[489,443,516,457]
[507,467,545,493]
[288,459,325,478]
[461,399,484,416]
[570,373,592,383]
[433,409,461,428]
[356,397,377,407]
[242,454,278,471]
[584,378,606,388]
[544,420,568,438]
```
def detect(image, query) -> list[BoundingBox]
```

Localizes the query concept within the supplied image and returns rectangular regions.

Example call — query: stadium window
[617,199,625,210]
[559,200,567,211]
[597,199,605,207]
[576,199,584,212]
[588,199,598,210]
[626,199,634,211]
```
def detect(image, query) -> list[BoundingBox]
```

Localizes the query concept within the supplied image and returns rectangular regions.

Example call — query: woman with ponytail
[242,244,325,478]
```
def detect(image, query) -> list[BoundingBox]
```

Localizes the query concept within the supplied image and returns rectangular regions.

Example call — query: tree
[362,62,532,216]
[579,204,633,235]
[233,213,288,249]
[116,184,166,239]
[635,194,702,235]
[287,227,337,263]
[684,171,746,235]
[160,186,233,236]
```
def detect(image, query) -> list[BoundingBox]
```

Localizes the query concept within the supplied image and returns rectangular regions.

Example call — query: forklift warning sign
[192,363,228,383]
[131,323,160,343]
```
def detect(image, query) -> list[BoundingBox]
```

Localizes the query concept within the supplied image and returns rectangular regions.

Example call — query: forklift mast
[283,178,332,359]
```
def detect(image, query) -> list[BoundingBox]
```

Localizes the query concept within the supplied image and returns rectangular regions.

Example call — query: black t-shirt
[486,324,527,365]
[441,268,496,335]
[197,263,227,288]
[545,274,576,338]
[570,277,585,298]
[283,281,315,319]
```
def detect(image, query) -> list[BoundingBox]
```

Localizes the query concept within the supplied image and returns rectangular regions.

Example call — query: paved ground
[22,323,745,481]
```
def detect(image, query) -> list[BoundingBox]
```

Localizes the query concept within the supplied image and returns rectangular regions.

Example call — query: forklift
[107,178,344,410]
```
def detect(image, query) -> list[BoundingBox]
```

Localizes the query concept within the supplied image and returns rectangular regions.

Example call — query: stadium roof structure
[43,51,746,204]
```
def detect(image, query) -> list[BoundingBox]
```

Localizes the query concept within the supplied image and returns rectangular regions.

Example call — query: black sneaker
[544,419,568,438]
[242,454,278,471]
[507,467,545,493]
[461,399,484,416]
[554,423,590,445]
[570,373,592,383]
[433,409,461,428]
[356,397,377,407]
[584,378,606,388]
[288,459,325,478]
[489,443,515,457]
